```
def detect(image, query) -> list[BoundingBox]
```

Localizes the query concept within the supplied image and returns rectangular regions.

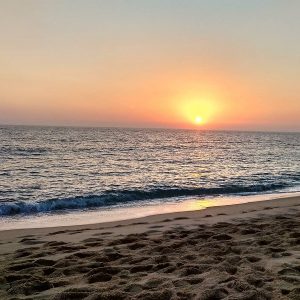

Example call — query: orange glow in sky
[0,1,299,132]
[165,84,226,129]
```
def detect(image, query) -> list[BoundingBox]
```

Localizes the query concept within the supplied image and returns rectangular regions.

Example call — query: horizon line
[0,123,299,134]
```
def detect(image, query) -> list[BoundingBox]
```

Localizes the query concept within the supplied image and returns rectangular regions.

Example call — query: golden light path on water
[1,191,299,231]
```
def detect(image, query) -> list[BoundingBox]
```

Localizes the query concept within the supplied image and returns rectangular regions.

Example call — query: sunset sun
[194,116,203,125]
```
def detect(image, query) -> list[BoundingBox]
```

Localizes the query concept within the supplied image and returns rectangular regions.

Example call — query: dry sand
[0,195,299,299]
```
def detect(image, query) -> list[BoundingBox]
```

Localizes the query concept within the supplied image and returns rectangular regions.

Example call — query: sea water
[0,126,299,227]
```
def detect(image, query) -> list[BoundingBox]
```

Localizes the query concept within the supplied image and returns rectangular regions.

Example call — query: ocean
[0,126,299,224]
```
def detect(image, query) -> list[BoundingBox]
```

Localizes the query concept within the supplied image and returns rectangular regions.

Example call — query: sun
[194,116,203,125]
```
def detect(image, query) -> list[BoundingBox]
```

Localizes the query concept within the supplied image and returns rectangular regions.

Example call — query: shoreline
[1,190,300,232]
[0,194,299,249]
[0,195,299,299]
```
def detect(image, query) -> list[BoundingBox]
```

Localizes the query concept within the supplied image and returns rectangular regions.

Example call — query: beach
[0,195,299,299]
[2,0,300,298]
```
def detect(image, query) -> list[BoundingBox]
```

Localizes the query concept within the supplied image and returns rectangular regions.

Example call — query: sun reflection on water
[180,198,216,211]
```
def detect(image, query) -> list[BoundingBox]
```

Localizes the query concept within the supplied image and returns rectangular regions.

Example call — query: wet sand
[0,196,299,299]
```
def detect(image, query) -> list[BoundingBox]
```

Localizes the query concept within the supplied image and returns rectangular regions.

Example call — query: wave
[0,182,293,217]
[0,146,49,156]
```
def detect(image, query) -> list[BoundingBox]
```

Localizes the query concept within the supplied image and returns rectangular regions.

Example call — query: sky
[0,0,299,131]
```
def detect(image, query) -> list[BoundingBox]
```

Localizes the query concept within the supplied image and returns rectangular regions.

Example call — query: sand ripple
[0,209,300,299]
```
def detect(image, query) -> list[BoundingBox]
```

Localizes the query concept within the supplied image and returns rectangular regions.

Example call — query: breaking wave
[0,183,291,216]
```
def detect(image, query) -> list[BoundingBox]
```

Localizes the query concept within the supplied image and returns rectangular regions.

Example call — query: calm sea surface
[0,126,299,217]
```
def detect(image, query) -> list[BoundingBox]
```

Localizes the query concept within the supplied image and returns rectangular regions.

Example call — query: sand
[0,195,299,300]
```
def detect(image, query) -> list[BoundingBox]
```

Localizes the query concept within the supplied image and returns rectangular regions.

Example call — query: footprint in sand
[148,225,164,229]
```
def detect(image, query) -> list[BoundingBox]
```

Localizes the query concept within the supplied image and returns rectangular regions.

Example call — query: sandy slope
[0,196,299,299]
